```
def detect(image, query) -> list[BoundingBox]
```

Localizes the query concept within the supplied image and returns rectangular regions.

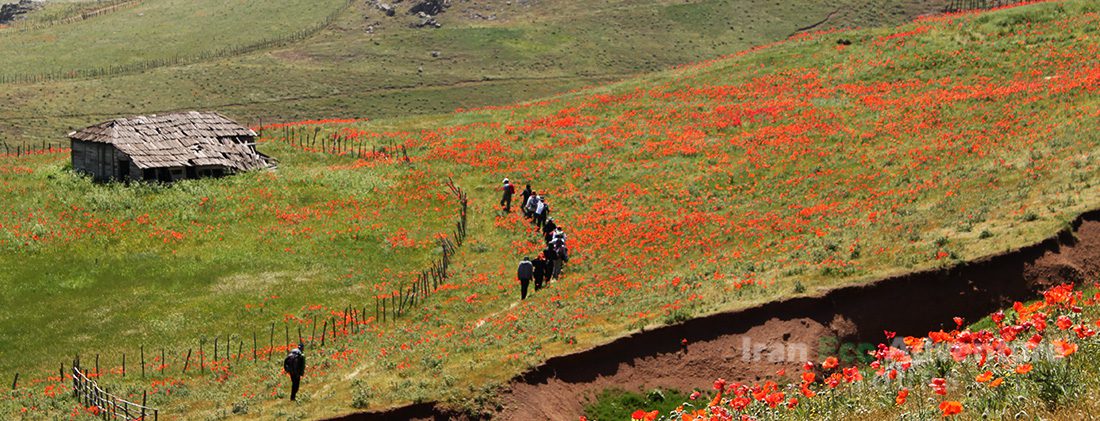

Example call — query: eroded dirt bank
[337,210,1100,420]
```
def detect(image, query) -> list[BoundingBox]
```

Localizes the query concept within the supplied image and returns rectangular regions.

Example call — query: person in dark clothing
[552,243,569,280]
[542,218,557,244]
[541,245,557,285]
[520,185,533,217]
[283,343,306,401]
[500,178,515,212]
[532,254,548,291]
[517,257,534,299]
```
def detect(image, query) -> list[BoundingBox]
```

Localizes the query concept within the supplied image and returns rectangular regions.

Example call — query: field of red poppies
[628,282,1100,420]
[4,0,1100,419]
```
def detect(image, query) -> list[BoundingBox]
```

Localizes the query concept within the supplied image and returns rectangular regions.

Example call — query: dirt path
[334,209,1100,420]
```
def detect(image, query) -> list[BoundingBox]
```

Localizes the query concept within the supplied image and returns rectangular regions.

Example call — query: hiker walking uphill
[542,217,558,244]
[533,253,549,291]
[283,343,306,401]
[521,184,533,216]
[517,257,534,299]
[534,196,550,228]
[524,192,539,219]
[552,241,569,281]
[500,178,516,212]
[504,182,574,298]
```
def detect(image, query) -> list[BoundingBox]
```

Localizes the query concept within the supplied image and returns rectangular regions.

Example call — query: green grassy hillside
[0,145,454,379]
[0,0,944,149]
[6,0,1100,420]
[0,0,350,79]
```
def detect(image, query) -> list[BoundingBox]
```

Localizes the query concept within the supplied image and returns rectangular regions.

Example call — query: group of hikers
[502,178,571,300]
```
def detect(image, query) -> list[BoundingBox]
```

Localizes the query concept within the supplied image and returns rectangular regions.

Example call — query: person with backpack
[551,229,567,246]
[500,178,516,212]
[532,253,549,291]
[552,242,568,281]
[542,217,558,244]
[534,198,549,228]
[520,184,533,217]
[517,257,534,300]
[524,193,539,219]
[541,243,557,285]
[283,343,306,401]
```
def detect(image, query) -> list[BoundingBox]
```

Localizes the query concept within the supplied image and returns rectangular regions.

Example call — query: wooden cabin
[68,111,275,182]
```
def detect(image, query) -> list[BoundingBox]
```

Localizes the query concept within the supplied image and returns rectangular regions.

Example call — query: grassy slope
[0,0,350,77]
[0,146,453,385]
[6,0,1100,420]
[240,2,1097,418]
[0,0,943,148]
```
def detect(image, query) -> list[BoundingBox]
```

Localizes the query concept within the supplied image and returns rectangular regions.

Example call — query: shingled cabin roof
[68,111,274,171]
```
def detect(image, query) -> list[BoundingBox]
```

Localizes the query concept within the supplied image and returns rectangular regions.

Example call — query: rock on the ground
[408,0,449,16]
[377,2,396,17]
[0,0,43,25]
[412,11,441,28]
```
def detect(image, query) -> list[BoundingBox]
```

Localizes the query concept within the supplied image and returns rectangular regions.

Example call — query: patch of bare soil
[335,210,1100,421]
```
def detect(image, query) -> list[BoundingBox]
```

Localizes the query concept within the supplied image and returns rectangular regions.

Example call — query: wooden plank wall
[71,140,140,182]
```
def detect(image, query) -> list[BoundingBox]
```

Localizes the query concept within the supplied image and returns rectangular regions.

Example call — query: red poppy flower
[939,401,963,417]
[1056,315,1073,330]
[1053,339,1078,358]
[713,378,727,391]
[975,371,992,383]
[801,371,815,383]
[929,377,947,395]
[895,388,909,405]
[991,311,1005,324]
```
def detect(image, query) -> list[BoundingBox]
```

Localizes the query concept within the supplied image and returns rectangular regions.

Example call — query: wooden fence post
[183,349,191,373]
[140,346,145,379]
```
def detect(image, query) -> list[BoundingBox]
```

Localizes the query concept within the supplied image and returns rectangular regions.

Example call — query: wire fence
[0,0,142,35]
[71,363,158,421]
[943,0,1033,12]
[50,175,469,416]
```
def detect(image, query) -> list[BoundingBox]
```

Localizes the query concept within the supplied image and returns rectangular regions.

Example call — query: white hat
[503,178,509,184]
